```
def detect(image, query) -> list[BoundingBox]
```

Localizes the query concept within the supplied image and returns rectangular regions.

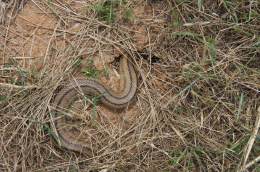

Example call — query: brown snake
[51,56,137,156]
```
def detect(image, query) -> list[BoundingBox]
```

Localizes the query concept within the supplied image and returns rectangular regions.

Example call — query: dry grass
[1,0,260,171]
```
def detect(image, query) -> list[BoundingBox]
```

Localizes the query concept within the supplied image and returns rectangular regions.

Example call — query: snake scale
[51,56,138,156]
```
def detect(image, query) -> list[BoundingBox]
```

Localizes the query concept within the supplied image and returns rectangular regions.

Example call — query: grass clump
[82,59,108,78]
[85,0,134,22]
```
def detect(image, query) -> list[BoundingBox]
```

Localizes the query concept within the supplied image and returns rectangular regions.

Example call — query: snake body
[51,56,137,156]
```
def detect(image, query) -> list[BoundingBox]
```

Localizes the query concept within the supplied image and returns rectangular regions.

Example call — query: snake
[51,56,138,156]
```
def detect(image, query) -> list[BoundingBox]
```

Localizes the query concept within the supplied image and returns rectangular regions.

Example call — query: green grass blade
[198,0,202,11]
[192,150,206,171]
[48,0,54,10]
[237,93,243,120]
[166,77,201,106]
